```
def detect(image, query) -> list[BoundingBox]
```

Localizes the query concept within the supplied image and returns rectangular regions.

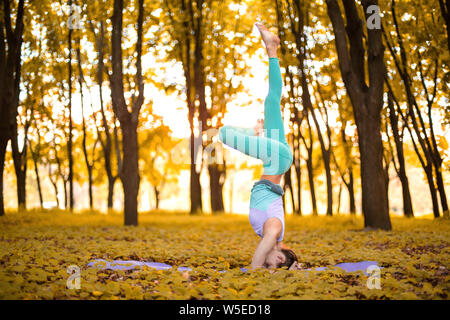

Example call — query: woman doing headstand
[218,22,300,270]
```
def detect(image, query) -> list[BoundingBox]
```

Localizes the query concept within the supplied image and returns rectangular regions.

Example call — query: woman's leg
[219,125,256,137]
[219,125,292,174]
[263,57,288,146]
[255,22,289,146]
[219,125,276,166]
[218,23,292,175]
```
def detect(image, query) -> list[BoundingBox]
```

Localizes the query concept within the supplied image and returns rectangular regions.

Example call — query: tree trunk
[326,0,391,229]
[121,121,139,225]
[284,167,296,215]
[29,133,44,208]
[67,0,74,211]
[358,116,391,229]
[387,92,414,217]
[110,0,144,225]
[309,108,333,216]
[306,154,318,216]
[76,42,95,210]
[425,166,441,218]
[192,0,208,214]
[15,162,26,210]
[434,166,449,217]
[87,168,94,209]
[294,158,302,216]
[89,19,117,210]
[398,167,414,217]
[337,183,342,214]
[324,152,333,216]
[0,135,7,216]
[107,177,116,210]
[48,164,60,209]
[11,120,27,211]
[32,154,43,208]
[189,127,203,214]
[0,0,25,215]
[208,163,225,213]
[348,170,356,215]
[54,147,68,209]
[11,42,26,211]
[153,185,160,209]
[383,152,390,209]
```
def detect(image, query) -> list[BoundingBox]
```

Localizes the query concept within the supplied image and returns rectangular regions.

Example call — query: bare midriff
[260,174,283,185]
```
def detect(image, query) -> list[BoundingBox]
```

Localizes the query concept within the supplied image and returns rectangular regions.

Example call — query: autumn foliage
[0,211,448,300]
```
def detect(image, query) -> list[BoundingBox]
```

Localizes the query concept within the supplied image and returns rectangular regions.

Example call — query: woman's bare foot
[255,22,280,57]
[254,119,264,136]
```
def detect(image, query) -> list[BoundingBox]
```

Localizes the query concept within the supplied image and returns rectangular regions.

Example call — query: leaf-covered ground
[0,210,448,300]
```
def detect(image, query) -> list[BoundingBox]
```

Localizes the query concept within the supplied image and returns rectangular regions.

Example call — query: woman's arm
[250,218,282,269]
[251,231,278,269]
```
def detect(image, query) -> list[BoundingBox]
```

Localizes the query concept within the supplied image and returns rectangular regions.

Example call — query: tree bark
[337,183,342,214]
[76,41,95,210]
[303,118,318,216]
[153,185,160,209]
[0,136,7,216]
[11,135,27,210]
[283,167,295,215]
[110,0,144,225]
[0,0,25,215]
[191,0,207,214]
[89,20,117,210]
[348,169,356,214]
[67,0,74,211]
[48,162,60,209]
[387,91,414,217]
[208,163,225,213]
[326,0,391,230]
[120,121,139,225]
[306,155,318,216]
[11,37,27,211]
[30,142,44,209]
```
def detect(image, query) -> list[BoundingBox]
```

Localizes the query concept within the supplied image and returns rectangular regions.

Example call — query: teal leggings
[219,58,293,175]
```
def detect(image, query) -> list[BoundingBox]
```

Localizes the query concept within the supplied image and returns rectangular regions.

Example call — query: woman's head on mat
[263,247,298,269]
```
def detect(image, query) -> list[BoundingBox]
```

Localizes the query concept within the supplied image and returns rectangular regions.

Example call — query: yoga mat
[87,259,379,275]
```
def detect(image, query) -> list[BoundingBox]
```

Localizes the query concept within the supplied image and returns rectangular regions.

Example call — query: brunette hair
[278,248,298,269]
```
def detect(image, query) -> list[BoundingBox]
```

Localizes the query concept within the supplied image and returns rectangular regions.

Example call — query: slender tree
[110,0,145,225]
[76,38,97,210]
[88,18,119,210]
[386,90,414,217]
[67,0,74,211]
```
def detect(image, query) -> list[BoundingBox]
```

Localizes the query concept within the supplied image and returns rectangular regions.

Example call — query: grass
[0,210,448,300]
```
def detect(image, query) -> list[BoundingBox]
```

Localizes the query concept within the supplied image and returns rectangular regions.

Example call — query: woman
[218,22,300,270]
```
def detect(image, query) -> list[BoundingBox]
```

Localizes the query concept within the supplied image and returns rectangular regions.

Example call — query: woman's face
[264,248,286,269]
